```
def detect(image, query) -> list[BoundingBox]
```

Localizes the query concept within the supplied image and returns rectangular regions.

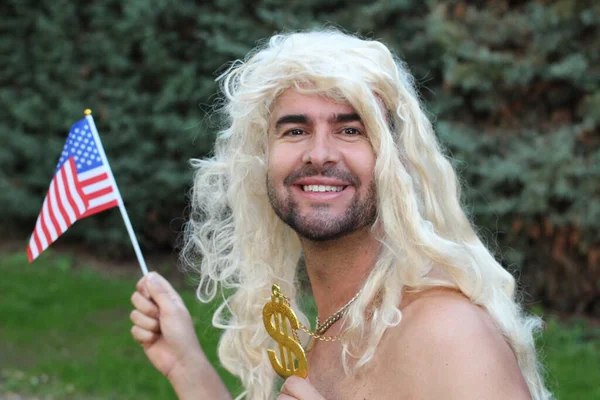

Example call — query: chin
[298,229,350,242]
[291,219,354,242]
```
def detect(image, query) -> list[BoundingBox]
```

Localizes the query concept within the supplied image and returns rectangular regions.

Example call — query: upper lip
[293,178,350,186]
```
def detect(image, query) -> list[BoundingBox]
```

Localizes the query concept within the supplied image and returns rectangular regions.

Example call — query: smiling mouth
[301,185,347,193]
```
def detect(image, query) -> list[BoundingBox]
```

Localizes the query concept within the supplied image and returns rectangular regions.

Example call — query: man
[130,30,551,399]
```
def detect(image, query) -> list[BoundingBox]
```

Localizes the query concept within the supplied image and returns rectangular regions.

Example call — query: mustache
[283,165,359,187]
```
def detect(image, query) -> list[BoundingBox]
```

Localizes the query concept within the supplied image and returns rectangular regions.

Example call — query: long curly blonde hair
[181,29,551,400]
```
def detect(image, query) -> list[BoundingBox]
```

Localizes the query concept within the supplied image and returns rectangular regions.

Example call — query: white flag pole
[84,109,149,276]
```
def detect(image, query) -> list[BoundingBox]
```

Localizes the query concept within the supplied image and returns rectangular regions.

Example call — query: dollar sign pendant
[262,284,308,378]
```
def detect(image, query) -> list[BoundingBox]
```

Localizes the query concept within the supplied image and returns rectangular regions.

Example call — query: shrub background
[1,0,598,315]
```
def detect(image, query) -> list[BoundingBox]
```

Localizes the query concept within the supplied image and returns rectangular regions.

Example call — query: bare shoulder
[398,288,502,343]
[375,288,531,399]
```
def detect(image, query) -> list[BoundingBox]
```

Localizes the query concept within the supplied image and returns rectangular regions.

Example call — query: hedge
[1,0,598,315]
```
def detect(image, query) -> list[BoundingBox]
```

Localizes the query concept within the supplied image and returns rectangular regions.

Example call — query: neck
[300,226,381,324]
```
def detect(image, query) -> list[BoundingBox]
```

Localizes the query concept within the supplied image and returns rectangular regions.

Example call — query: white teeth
[302,185,344,192]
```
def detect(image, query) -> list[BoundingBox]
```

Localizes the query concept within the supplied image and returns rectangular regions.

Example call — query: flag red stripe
[52,176,71,227]
[85,186,114,200]
[55,169,76,224]
[82,199,119,218]
[68,158,88,217]
[33,229,43,256]
[80,172,109,186]
[46,188,62,236]
[39,204,53,246]
[61,165,80,221]
[27,225,41,262]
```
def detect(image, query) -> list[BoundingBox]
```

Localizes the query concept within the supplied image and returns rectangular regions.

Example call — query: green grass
[1,251,598,399]
[539,317,600,398]
[0,251,240,399]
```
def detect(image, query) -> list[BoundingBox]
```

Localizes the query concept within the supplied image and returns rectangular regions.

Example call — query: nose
[301,128,340,169]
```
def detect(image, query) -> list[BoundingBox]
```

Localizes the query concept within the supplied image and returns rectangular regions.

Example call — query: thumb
[145,272,183,314]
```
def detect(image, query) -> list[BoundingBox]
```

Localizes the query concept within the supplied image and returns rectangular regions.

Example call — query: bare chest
[307,343,380,400]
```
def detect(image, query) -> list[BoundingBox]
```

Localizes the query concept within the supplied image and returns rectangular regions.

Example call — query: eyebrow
[274,113,362,128]
[275,114,308,128]
[329,113,362,124]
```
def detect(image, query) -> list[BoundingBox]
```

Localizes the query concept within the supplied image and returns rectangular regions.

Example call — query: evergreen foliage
[1,0,598,314]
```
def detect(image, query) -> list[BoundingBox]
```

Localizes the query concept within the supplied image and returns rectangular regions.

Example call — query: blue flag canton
[56,118,103,175]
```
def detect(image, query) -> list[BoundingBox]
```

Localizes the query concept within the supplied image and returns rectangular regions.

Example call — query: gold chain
[279,288,362,351]
[315,287,362,334]
[299,323,346,341]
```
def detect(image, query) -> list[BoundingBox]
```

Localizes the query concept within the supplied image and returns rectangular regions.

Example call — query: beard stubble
[266,165,377,241]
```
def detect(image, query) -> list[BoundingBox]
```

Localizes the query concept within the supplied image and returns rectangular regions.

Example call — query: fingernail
[147,272,157,285]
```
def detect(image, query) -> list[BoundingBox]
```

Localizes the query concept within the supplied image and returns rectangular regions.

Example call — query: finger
[136,276,151,299]
[281,376,324,399]
[130,309,160,332]
[131,291,159,318]
[145,272,184,313]
[131,325,160,344]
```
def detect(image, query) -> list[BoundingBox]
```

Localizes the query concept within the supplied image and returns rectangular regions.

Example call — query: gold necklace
[296,287,362,351]
[315,287,362,334]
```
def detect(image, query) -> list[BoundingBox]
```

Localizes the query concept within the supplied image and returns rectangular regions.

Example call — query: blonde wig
[182,29,551,399]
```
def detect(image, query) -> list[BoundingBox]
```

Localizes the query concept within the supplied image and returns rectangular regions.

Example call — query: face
[266,89,377,241]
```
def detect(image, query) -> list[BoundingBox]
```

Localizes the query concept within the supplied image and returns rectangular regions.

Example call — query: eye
[286,128,305,136]
[342,127,361,135]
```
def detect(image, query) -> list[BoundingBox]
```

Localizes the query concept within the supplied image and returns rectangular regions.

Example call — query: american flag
[27,117,119,262]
